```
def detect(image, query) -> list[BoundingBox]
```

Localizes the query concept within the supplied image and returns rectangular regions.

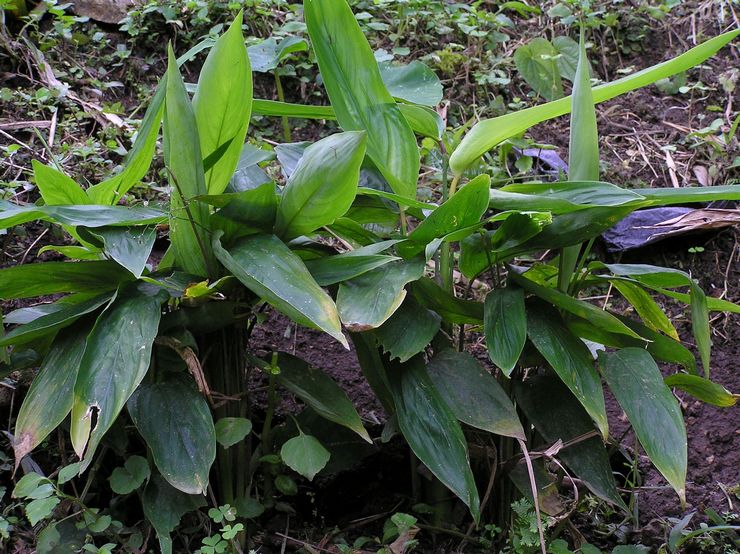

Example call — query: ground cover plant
[1,1,739,552]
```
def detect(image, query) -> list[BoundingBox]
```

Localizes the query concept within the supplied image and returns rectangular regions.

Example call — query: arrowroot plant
[2,1,739,551]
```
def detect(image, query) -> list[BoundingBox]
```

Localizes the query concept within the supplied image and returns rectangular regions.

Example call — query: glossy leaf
[280,433,330,481]
[163,47,212,277]
[128,381,215,494]
[410,277,484,324]
[427,349,524,439]
[142,474,206,554]
[0,202,166,230]
[79,226,156,278]
[484,287,526,375]
[13,328,88,463]
[450,30,739,175]
[0,261,127,299]
[388,356,480,521]
[213,233,347,347]
[306,254,400,286]
[0,293,113,347]
[600,348,687,504]
[274,131,366,239]
[636,185,740,206]
[527,303,608,439]
[374,296,441,363]
[193,13,252,195]
[87,79,166,204]
[70,285,166,471]
[248,35,307,73]
[610,280,678,339]
[336,258,424,332]
[664,373,736,408]
[275,353,370,442]
[32,161,90,205]
[304,0,419,198]
[197,182,278,229]
[514,374,627,510]
[378,60,443,106]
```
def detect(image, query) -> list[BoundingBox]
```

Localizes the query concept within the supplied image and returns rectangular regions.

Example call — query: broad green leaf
[0,261,125,300]
[509,268,643,339]
[252,99,443,138]
[193,13,252,195]
[248,35,307,73]
[37,245,102,260]
[128,381,215,494]
[610,280,678,339]
[87,79,166,204]
[304,0,419,198]
[635,184,740,206]
[109,455,150,494]
[274,131,366,239]
[32,161,90,205]
[215,417,253,448]
[12,473,52,498]
[275,353,370,442]
[374,295,440,363]
[552,35,580,81]
[336,258,424,331]
[427,349,524,439]
[163,46,213,277]
[450,30,740,175]
[13,328,87,463]
[514,374,627,510]
[213,233,346,347]
[280,433,330,481]
[70,285,166,471]
[484,287,526,375]
[664,373,736,408]
[527,303,608,439]
[600,348,687,504]
[197,182,278,231]
[388,356,480,521]
[378,60,443,106]
[410,277,484,324]
[514,38,563,100]
[142,474,206,554]
[78,226,156,278]
[26,497,60,526]
[0,293,113,347]
[406,174,490,247]
[0,202,166,230]
[306,254,400,286]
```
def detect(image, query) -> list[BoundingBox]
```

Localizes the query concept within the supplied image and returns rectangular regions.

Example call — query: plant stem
[274,71,291,143]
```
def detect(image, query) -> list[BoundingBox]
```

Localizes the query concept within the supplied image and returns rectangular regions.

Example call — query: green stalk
[274,71,291,143]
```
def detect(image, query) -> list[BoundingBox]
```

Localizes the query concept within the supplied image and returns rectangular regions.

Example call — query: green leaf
[664,374,736,408]
[336,258,424,331]
[427,349,524,439]
[275,353,370,442]
[26,497,60,526]
[514,38,563,100]
[410,277,484,324]
[13,328,88,463]
[109,455,150,494]
[198,182,278,233]
[374,296,441,363]
[128,381,215,494]
[87,78,166,204]
[552,35,580,81]
[388,356,480,522]
[274,131,366,239]
[248,35,307,73]
[215,417,253,448]
[306,252,400,286]
[406,174,490,247]
[394,104,444,140]
[213,233,346,347]
[0,293,113,347]
[304,0,419,198]
[280,433,330,481]
[163,46,212,277]
[70,284,166,471]
[58,462,82,485]
[32,161,90,205]
[514,374,627,510]
[193,12,252,195]
[12,472,52,499]
[527,302,608,439]
[610,280,678,339]
[142,474,206,554]
[450,30,740,175]
[78,226,156,278]
[0,202,166,230]
[0,261,126,300]
[484,288,526,375]
[635,184,740,206]
[378,60,443,106]
[599,348,687,504]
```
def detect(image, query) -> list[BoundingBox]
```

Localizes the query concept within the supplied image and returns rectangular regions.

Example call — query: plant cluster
[1,1,739,552]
